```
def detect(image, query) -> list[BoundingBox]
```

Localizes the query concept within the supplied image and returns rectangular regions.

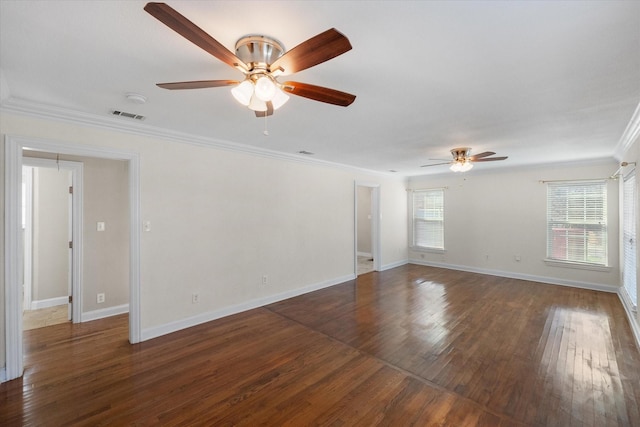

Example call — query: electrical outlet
[262,275,268,286]
[97,293,105,304]
[192,293,199,304]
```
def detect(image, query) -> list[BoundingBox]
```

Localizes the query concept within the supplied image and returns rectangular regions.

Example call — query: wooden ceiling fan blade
[420,162,452,167]
[468,151,495,160]
[282,81,355,106]
[473,156,508,162]
[156,80,239,90]
[270,28,352,75]
[144,2,248,71]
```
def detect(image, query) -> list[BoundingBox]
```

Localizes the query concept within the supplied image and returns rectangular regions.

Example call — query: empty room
[1,1,639,425]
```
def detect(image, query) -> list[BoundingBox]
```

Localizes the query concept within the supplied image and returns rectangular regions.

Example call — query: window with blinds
[412,189,444,249]
[546,181,607,266]
[623,170,637,308]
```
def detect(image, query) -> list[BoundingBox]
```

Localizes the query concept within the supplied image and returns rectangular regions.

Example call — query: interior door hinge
[69,186,73,194]
[69,241,73,249]
[68,295,73,303]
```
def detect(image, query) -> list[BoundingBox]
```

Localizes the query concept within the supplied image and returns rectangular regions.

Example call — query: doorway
[354,182,381,276]
[4,135,141,382]
[22,158,82,330]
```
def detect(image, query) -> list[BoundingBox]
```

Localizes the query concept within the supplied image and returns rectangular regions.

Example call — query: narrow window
[412,189,444,250]
[546,181,607,266]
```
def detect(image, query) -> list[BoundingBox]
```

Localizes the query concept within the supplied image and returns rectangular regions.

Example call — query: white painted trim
[3,134,141,383]
[618,289,640,350]
[380,259,409,271]
[142,273,355,342]
[0,367,6,383]
[614,101,640,161]
[22,166,33,311]
[543,258,611,272]
[4,137,24,381]
[30,296,68,310]
[1,98,403,179]
[82,304,129,322]
[409,259,619,293]
[357,252,372,258]
[23,157,84,323]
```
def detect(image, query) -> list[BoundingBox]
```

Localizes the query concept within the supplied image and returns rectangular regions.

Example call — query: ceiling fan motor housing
[235,35,284,72]
[451,147,471,162]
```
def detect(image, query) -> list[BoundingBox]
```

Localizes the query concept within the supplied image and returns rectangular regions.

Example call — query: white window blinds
[623,170,637,308]
[546,181,607,266]
[412,189,444,249]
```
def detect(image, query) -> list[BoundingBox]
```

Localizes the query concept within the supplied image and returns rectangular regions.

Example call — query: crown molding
[614,100,640,160]
[0,97,403,180]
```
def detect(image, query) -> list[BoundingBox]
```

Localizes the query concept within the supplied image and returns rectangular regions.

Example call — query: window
[546,181,607,266]
[623,170,637,309]
[411,189,444,250]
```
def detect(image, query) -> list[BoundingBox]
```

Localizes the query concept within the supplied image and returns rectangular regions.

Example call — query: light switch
[97,222,105,232]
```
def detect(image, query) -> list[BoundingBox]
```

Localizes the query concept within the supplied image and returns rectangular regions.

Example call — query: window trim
[410,188,445,251]
[545,179,609,268]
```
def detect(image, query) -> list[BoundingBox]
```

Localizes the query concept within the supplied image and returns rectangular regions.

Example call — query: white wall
[81,157,129,313]
[1,112,409,366]
[409,160,621,290]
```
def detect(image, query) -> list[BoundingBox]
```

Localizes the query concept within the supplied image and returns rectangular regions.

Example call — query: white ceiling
[1,1,639,176]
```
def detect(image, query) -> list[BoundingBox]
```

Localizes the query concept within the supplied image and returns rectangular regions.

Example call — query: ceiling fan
[421,148,508,172]
[144,2,356,117]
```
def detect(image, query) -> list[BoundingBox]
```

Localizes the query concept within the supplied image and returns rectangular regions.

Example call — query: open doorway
[4,135,141,382]
[354,182,381,276]
[22,158,81,330]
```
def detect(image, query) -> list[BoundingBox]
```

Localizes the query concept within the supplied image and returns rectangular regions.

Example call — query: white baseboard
[82,304,129,322]
[409,259,619,293]
[30,296,68,310]
[141,273,355,342]
[618,289,640,350]
[0,367,6,383]
[357,252,372,258]
[380,259,409,271]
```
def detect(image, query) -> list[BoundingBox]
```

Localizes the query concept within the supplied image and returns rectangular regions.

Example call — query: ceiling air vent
[111,110,145,121]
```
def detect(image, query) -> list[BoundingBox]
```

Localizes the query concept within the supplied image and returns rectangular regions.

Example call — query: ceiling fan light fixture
[460,161,474,172]
[248,94,268,112]
[271,89,290,110]
[231,80,254,106]
[254,75,277,101]
[450,160,473,172]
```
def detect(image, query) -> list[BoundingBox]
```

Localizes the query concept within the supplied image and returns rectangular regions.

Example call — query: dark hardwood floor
[2,264,639,426]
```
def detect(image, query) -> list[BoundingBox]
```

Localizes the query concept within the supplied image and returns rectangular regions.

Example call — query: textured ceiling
[1,1,639,175]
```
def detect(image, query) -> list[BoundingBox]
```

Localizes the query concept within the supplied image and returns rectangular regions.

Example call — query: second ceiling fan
[421,148,508,172]
[144,2,356,117]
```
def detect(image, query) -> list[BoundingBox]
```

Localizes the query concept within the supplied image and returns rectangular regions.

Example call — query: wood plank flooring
[2,264,639,426]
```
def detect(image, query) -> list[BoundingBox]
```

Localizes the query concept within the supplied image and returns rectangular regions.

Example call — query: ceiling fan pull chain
[263,113,269,136]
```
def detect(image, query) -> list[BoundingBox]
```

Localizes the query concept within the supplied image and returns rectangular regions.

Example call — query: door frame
[4,135,141,382]
[354,181,381,274]
[22,157,83,322]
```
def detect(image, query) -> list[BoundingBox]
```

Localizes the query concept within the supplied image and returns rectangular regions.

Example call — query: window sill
[543,258,611,272]
[411,247,446,255]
